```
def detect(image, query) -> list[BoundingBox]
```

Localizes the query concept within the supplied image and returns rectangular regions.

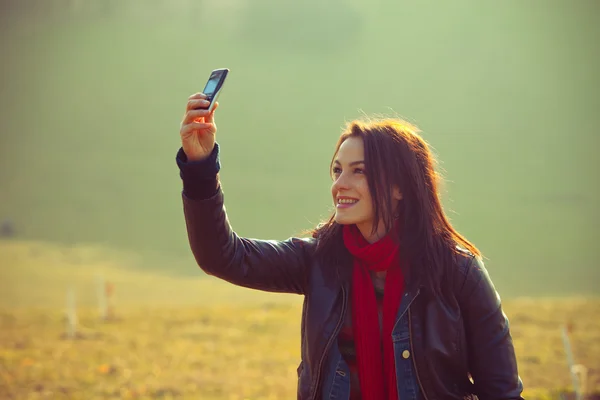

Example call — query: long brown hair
[310,118,480,296]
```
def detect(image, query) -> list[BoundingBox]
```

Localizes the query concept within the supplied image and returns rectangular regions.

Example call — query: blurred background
[1,0,598,297]
[0,0,599,398]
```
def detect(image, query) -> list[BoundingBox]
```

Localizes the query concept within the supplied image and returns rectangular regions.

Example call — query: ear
[392,186,403,201]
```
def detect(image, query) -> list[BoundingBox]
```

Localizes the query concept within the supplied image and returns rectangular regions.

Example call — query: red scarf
[342,224,405,400]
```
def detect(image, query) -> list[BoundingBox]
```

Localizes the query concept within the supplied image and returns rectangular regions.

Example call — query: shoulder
[263,236,317,259]
[454,245,476,276]
[291,236,318,253]
[452,246,495,300]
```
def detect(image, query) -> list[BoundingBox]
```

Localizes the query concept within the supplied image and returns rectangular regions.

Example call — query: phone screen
[204,76,219,95]
[204,72,222,97]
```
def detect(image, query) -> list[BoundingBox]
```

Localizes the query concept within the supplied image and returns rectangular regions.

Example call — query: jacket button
[402,350,410,359]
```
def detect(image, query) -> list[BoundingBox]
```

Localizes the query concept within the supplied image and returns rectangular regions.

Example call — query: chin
[334,213,356,226]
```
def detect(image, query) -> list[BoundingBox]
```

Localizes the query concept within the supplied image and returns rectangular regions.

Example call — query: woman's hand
[179,93,219,161]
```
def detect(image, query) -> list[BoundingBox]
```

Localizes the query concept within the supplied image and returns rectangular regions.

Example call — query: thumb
[205,102,219,124]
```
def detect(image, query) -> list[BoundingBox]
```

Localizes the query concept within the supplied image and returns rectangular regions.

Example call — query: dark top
[176,143,525,400]
[176,145,221,200]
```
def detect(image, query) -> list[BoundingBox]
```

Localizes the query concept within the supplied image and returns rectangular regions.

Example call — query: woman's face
[331,137,376,237]
[331,136,402,242]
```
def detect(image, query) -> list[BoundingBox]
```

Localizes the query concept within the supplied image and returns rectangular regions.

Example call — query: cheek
[357,181,374,214]
[357,180,371,201]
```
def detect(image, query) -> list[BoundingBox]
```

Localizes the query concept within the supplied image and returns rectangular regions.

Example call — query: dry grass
[0,240,598,399]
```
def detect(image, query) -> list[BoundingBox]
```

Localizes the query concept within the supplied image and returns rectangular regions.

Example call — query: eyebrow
[333,160,365,167]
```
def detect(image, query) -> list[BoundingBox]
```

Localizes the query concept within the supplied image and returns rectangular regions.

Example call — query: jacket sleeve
[458,255,525,400]
[182,188,313,295]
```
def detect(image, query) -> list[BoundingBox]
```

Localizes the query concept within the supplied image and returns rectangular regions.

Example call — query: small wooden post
[105,281,115,320]
[66,287,77,339]
[561,324,582,400]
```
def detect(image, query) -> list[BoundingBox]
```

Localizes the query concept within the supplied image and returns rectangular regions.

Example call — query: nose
[332,172,350,193]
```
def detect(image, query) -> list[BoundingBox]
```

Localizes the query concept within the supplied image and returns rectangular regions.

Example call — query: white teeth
[338,198,358,204]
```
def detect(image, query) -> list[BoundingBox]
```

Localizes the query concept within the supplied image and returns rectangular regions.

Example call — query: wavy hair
[310,118,480,296]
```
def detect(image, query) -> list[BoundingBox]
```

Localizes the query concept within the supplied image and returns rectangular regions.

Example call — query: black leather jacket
[181,188,525,400]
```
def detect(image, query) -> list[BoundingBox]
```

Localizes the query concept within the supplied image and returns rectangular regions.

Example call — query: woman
[176,93,524,400]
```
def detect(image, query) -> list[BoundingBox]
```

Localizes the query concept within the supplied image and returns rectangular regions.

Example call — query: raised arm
[177,93,312,294]
[181,184,312,295]
[457,255,525,400]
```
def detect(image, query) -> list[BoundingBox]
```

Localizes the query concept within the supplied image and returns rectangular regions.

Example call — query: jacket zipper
[408,306,430,400]
[310,283,348,400]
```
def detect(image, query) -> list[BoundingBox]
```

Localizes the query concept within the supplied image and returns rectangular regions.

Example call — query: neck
[356,220,389,244]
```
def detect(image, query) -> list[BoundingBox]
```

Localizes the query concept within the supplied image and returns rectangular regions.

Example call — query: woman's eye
[354,168,364,174]
[332,167,341,174]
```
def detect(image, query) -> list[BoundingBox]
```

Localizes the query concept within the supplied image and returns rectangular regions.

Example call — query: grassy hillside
[1,240,599,399]
[0,240,297,309]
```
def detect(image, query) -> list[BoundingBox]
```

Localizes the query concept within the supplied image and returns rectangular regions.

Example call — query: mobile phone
[201,68,229,112]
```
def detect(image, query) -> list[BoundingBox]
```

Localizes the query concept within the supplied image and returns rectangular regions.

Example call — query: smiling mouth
[338,198,358,204]
[337,198,358,208]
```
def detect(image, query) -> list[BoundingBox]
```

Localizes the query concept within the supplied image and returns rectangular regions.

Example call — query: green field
[1,240,599,399]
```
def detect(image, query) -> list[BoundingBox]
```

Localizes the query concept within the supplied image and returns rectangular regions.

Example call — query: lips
[336,197,358,209]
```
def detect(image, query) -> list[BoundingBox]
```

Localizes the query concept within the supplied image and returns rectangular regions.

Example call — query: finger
[184,108,212,124]
[188,92,208,100]
[205,102,219,124]
[181,122,214,135]
[186,98,211,112]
